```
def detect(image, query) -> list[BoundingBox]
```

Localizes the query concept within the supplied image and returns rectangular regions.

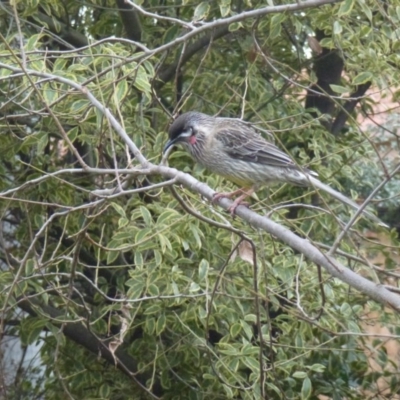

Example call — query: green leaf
[107,237,124,249]
[53,57,68,72]
[34,213,44,229]
[67,126,80,142]
[110,202,126,218]
[293,371,308,379]
[348,321,361,333]
[270,14,285,39]
[21,133,39,148]
[301,377,312,399]
[189,282,200,292]
[133,66,151,94]
[115,79,128,102]
[156,313,166,335]
[229,22,242,32]
[145,317,155,334]
[228,357,239,372]
[240,321,253,341]
[333,20,342,35]
[140,206,153,226]
[222,384,234,398]
[154,250,162,266]
[357,0,372,20]
[134,251,144,268]
[244,314,256,323]
[135,227,152,243]
[352,71,373,85]
[189,223,203,248]
[148,283,159,296]
[157,209,179,224]
[99,384,111,399]
[25,259,35,275]
[242,343,260,356]
[266,382,281,395]
[37,133,49,154]
[338,0,355,16]
[113,231,134,241]
[308,363,326,373]
[242,356,260,372]
[70,99,90,113]
[219,344,240,356]
[158,234,172,253]
[40,2,52,16]
[198,259,209,281]
[0,68,12,78]
[20,317,47,346]
[330,84,348,94]
[193,2,210,21]
[25,34,41,51]
[230,323,241,338]
[340,302,351,316]
[43,85,58,104]
[319,37,334,49]
[107,250,119,265]
[126,278,145,299]
[220,0,231,17]
[163,25,179,44]
[144,304,162,314]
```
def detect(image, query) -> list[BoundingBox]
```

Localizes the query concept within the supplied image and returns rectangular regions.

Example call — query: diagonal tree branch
[12,162,399,310]
[4,63,399,313]
[152,164,400,311]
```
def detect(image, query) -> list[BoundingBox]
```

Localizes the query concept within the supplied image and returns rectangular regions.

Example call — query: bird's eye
[180,127,194,138]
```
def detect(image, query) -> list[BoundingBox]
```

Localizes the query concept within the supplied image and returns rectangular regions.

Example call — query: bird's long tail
[307,176,387,227]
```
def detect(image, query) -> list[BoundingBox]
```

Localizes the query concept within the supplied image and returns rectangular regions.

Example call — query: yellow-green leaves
[133,65,151,97]
[193,2,210,21]
[333,20,342,35]
[114,79,128,103]
[301,377,312,400]
[338,0,355,17]
[219,0,231,17]
[352,71,373,85]
[198,258,209,281]
[270,13,286,39]
[43,83,58,104]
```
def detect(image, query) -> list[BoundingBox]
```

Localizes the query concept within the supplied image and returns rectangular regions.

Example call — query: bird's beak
[163,138,177,154]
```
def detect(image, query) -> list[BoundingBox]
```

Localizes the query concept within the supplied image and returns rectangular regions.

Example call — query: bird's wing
[214,124,299,169]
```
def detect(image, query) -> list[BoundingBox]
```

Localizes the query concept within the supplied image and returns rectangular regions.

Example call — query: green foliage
[0,0,400,399]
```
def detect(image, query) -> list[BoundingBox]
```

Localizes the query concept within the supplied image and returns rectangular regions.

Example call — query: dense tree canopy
[1,0,400,399]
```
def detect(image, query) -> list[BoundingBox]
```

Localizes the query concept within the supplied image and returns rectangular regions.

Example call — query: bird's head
[163,112,211,157]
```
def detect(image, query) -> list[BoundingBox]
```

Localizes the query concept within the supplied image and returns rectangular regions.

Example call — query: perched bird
[163,111,383,225]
